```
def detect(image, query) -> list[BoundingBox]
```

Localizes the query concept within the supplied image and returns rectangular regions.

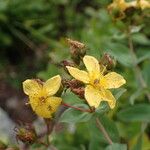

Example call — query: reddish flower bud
[66,38,86,65]
[100,53,116,70]
[14,124,37,144]
[62,79,85,99]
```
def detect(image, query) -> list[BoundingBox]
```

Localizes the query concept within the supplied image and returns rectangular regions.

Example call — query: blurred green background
[0,0,150,149]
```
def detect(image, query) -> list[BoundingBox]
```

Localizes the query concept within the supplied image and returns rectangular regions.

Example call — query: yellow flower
[23,75,62,118]
[137,0,150,9]
[108,0,136,12]
[66,55,126,109]
[108,0,150,12]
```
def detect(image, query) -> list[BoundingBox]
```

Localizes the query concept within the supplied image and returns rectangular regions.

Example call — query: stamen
[39,96,46,103]
[47,105,52,111]
[94,79,100,84]
[101,66,106,74]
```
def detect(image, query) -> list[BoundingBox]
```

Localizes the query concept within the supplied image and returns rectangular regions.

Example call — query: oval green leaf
[117,104,150,122]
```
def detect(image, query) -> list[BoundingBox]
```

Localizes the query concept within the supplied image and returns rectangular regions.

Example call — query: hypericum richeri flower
[137,0,150,9]
[66,55,126,109]
[108,0,150,12]
[108,0,136,12]
[23,75,62,118]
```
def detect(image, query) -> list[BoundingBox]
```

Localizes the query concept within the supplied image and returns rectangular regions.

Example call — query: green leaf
[62,91,83,105]
[106,43,133,67]
[132,33,150,45]
[129,88,144,105]
[117,104,150,122]
[137,51,150,64]
[88,115,119,144]
[59,104,93,123]
[105,143,127,150]
[114,88,127,100]
[95,102,109,114]
[142,61,150,87]
[89,139,104,150]
[116,122,141,140]
[131,135,142,150]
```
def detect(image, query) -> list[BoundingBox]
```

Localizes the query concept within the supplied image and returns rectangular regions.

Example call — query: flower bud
[61,60,75,74]
[99,53,116,70]
[71,87,85,99]
[14,124,37,144]
[67,38,86,65]
[63,79,84,99]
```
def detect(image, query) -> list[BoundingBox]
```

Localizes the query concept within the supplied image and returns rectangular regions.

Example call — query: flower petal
[29,95,39,111]
[33,97,62,118]
[83,55,100,75]
[84,85,103,108]
[44,75,61,96]
[66,66,89,83]
[100,89,116,109]
[23,79,42,96]
[103,72,126,89]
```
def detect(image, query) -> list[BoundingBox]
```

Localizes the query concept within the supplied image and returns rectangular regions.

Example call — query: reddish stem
[62,102,92,113]
[37,140,49,147]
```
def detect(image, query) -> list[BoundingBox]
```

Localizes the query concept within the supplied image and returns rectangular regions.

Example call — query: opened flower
[23,75,62,118]
[108,0,150,12]
[108,0,136,12]
[137,0,150,9]
[66,55,126,109]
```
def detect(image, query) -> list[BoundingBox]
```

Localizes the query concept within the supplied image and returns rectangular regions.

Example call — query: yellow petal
[29,95,39,111]
[44,75,61,96]
[66,66,89,83]
[139,0,150,9]
[23,79,42,96]
[100,89,116,109]
[33,97,62,118]
[103,72,126,89]
[83,55,100,76]
[84,85,103,108]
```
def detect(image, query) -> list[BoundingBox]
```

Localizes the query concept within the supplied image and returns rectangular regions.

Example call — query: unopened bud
[67,38,85,49]
[14,124,37,144]
[67,38,86,65]
[61,60,75,68]
[63,79,83,89]
[61,60,75,73]
[63,79,84,99]
[100,53,116,70]
[71,87,85,99]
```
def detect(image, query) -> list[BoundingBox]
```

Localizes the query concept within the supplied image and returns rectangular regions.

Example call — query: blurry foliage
[0,0,150,149]
[0,0,103,88]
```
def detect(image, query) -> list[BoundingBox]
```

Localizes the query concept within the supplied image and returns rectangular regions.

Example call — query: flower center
[39,96,46,103]
[94,79,100,85]
[89,78,101,89]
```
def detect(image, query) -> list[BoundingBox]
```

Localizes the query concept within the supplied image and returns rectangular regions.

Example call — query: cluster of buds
[108,0,150,20]
[67,38,86,65]
[14,124,37,144]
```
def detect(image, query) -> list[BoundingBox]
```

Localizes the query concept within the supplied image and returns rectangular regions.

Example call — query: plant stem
[44,119,53,146]
[127,26,150,102]
[62,102,92,113]
[96,117,113,145]
[37,140,49,148]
